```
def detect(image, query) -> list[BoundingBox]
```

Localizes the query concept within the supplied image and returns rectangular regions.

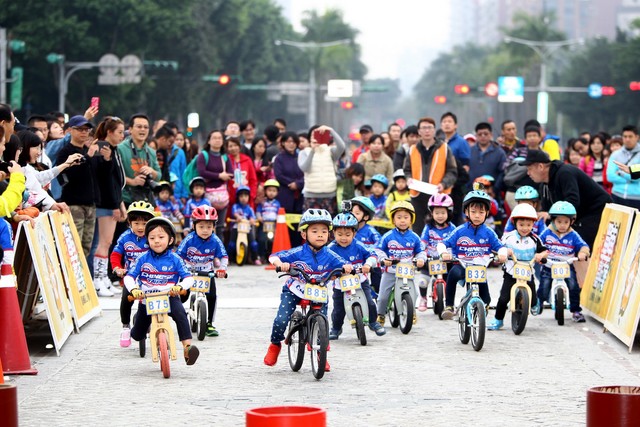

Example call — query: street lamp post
[274,38,350,127]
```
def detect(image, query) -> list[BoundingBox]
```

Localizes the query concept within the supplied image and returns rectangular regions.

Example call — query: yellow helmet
[127,201,156,220]
[264,179,280,189]
[389,200,416,224]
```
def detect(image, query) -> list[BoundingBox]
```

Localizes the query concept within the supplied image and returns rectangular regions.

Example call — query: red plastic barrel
[246,406,326,427]
[0,384,18,427]
[587,385,640,427]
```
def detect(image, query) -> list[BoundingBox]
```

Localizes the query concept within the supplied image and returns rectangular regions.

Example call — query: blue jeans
[538,266,581,313]
[445,264,491,307]
[331,279,378,331]
[130,296,192,342]
[270,286,328,344]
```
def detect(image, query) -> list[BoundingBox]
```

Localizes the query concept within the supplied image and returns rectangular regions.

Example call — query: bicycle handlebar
[275,266,345,285]
[384,259,418,266]
[192,270,228,279]
[127,289,187,302]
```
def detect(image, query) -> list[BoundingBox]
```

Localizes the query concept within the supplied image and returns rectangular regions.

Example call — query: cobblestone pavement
[10,266,640,426]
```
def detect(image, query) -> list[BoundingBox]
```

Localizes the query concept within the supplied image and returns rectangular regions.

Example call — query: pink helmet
[428,193,454,211]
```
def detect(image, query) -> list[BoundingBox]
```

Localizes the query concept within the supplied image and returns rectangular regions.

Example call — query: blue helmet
[463,190,492,211]
[515,185,539,201]
[236,185,251,197]
[332,212,358,230]
[371,174,389,189]
[549,201,576,218]
[350,196,375,219]
[299,209,333,231]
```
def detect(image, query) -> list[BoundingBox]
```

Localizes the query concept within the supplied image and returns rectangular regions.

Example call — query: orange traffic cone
[265,208,291,270]
[0,268,37,375]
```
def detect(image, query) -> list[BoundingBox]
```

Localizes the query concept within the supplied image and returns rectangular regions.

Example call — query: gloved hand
[130,288,143,299]
[170,285,183,297]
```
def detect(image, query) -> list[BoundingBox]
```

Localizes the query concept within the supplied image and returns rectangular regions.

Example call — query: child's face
[265,187,278,199]
[431,207,448,225]
[351,205,366,224]
[525,132,541,149]
[371,182,385,196]
[238,193,250,205]
[195,221,214,240]
[334,227,355,247]
[393,210,412,231]
[610,141,622,152]
[553,216,572,233]
[352,174,363,186]
[130,219,148,237]
[147,226,172,253]
[395,178,407,191]
[515,218,534,236]
[302,223,330,248]
[192,185,205,198]
[466,204,487,226]
[158,189,171,202]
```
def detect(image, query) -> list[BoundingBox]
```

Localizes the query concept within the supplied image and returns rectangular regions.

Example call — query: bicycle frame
[509,260,534,313]
[130,290,179,363]
[338,274,370,325]
[389,260,418,313]
[546,258,576,310]
[455,256,493,321]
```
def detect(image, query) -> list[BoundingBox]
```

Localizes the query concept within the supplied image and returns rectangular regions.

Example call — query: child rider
[488,203,548,330]
[176,205,228,337]
[230,185,260,265]
[328,212,386,339]
[347,196,382,294]
[264,209,353,370]
[182,176,212,236]
[125,217,200,365]
[438,189,508,320]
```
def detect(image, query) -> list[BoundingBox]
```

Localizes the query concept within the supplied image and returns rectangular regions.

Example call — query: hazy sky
[279,0,452,96]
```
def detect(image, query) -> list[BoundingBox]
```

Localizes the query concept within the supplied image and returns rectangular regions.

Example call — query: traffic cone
[0,267,37,375]
[265,208,291,270]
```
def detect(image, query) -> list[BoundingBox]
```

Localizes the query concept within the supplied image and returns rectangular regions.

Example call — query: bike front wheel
[458,305,470,344]
[511,288,529,335]
[555,288,565,326]
[434,281,444,318]
[353,305,367,346]
[309,315,329,380]
[158,330,171,379]
[470,300,486,351]
[196,300,207,341]
[236,242,247,266]
[189,293,197,332]
[399,293,413,335]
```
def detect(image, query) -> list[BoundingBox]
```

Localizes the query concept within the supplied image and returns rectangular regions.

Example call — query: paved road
[10,265,640,426]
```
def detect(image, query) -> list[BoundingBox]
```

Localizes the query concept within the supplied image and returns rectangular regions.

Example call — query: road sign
[10,67,22,110]
[484,82,498,97]
[498,76,524,103]
[588,83,602,99]
[537,91,549,125]
[327,79,353,97]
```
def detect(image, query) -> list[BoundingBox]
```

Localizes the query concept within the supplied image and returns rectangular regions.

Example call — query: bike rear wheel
[309,315,328,380]
[353,305,367,346]
[158,330,170,379]
[434,281,444,319]
[470,300,486,351]
[555,288,565,326]
[511,288,529,335]
[458,305,470,344]
[196,300,207,341]
[399,293,413,334]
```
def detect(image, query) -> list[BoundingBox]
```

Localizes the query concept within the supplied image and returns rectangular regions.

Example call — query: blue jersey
[441,222,504,261]
[156,198,182,222]
[501,230,546,276]
[375,228,426,273]
[272,243,347,299]
[327,239,376,285]
[176,232,228,271]
[257,198,280,222]
[112,229,149,270]
[182,197,211,229]
[420,222,456,258]
[370,194,387,219]
[539,228,588,266]
[125,250,191,293]
[355,224,381,248]
[231,203,256,228]
[504,215,546,236]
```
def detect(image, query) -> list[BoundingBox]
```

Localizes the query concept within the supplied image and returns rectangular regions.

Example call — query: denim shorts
[96,208,115,218]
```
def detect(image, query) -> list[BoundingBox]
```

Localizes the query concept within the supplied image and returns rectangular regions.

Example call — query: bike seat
[299,300,310,308]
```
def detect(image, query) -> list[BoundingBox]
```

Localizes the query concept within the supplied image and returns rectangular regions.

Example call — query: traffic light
[340,101,354,110]
[434,95,447,104]
[186,127,193,137]
[46,53,64,64]
[454,84,470,95]
[218,74,230,85]
[602,86,616,96]
[8,40,26,54]
[630,82,640,91]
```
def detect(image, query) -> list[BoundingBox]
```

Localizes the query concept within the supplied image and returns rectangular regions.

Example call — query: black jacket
[96,143,125,209]
[57,143,100,206]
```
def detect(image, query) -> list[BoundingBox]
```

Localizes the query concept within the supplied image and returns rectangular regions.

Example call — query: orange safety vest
[409,143,451,197]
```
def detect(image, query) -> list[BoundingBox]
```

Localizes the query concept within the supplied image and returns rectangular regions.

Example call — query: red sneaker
[263,343,281,366]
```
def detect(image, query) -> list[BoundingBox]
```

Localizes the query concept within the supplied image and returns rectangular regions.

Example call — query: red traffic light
[434,95,447,104]
[484,82,498,97]
[630,82,640,91]
[218,74,230,85]
[602,86,616,96]
[454,84,470,95]
[340,101,354,110]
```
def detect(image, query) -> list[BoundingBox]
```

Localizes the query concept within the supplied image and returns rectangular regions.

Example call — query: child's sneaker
[206,323,219,337]
[328,328,342,340]
[531,301,541,316]
[487,319,504,330]
[369,322,386,336]
[254,258,262,266]
[441,306,455,320]
[376,315,385,327]
[418,297,428,312]
[413,312,417,324]
[572,312,586,323]
[96,286,114,297]
[119,326,131,347]
[184,344,200,365]
[264,343,281,366]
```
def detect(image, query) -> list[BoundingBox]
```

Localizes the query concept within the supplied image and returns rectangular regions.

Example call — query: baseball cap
[67,115,94,129]
[463,133,476,142]
[519,150,550,166]
[359,124,373,134]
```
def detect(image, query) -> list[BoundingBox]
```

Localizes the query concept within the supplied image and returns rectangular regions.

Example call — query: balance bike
[426,257,447,319]
[509,256,538,335]
[337,271,369,346]
[545,257,577,326]
[387,259,418,335]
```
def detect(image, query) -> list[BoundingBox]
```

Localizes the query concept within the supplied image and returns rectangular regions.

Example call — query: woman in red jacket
[226,136,258,210]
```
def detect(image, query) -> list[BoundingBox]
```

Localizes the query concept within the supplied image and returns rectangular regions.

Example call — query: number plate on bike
[339,274,361,291]
[190,275,211,293]
[238,221,251,233]
[146,294,170,315]
[552,263,571,279]
[304,283,328,303]
[395,263,415,278]
[466,266,487,283]
[263,221,275,233]
[513,263,532,281]
[428,260,447,275]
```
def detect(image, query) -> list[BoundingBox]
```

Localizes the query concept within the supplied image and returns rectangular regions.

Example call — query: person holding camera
[117,114,161,207]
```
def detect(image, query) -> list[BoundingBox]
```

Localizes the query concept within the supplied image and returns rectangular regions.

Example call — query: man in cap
[351,124,373,163]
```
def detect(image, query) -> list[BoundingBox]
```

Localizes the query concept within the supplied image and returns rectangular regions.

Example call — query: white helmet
[510,203,538,222]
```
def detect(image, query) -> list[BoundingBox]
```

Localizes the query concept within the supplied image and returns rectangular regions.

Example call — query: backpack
[182,151,209,188]
[503,160,528,188]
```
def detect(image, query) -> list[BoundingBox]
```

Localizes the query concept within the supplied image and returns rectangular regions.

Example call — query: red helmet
[191,205,218,223]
